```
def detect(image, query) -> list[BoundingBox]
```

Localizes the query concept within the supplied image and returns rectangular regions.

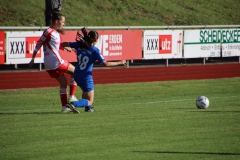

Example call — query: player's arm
[102,60,127,67]
[29,33,47,67]
[95,49,127,67]
[60,42,70,48]
[60,42,76,52]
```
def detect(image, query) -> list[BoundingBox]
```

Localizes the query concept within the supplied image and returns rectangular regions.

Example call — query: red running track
[0,63,240,90]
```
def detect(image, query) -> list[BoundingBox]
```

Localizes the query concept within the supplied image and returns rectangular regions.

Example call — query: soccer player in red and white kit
[29,12,77,112]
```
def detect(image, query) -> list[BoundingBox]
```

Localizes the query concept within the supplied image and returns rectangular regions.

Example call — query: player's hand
[121,60,127,68]
[64,47,73,52]
[76,31,84,42]
[72,48,77,53]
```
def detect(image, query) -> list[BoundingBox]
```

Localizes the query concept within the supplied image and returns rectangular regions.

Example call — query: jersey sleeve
[34,29,49,53]
[69,42,78,50]
[94,47,105,64]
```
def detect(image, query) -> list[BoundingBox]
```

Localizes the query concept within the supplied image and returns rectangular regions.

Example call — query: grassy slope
[0,0,239,26]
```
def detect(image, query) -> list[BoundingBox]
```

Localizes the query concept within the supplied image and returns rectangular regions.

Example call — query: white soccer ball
[196,96,210,109]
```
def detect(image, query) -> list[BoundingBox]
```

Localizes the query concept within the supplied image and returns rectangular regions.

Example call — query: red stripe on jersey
[34,29,48,52]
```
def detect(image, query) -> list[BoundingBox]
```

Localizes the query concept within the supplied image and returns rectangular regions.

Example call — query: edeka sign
[184,29,240,58]
[0,31,5,64]
[5,32,44,64]
[60,30,142,62]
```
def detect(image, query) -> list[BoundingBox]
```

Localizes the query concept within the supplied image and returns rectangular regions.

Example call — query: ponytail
[75,27,99,49]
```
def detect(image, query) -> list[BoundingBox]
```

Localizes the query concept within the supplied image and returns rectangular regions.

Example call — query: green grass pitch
[0,78,240,160]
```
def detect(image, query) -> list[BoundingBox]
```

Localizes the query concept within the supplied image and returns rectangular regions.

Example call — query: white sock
[62,106,67,110]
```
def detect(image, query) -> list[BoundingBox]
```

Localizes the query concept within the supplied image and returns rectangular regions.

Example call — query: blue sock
[85,106,92,110]
[81,95,92,109]
[73,99,88,108]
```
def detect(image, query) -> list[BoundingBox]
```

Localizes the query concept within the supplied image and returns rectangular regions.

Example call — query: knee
[60,79,68,88]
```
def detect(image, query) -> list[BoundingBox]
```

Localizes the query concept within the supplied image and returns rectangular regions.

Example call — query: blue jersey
[69,42,105,92]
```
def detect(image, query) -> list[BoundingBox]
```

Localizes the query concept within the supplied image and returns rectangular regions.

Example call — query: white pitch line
[132,95,240,105]
[0,95,239,113]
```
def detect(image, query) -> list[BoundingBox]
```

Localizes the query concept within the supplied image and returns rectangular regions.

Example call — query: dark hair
[51,11,65,35]
[75,27,99,49]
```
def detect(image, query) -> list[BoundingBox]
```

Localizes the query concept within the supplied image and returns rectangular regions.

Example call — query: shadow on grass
[170,108,194,109]
[0,111,71,115]
[171,108,240,113]
[190,111,240,113]
[132,151,240,156]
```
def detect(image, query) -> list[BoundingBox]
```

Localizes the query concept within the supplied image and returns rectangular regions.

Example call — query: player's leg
[66,90,94,113]
[73,76,95,111]
[45,11,51,26]
[66,86,95,113]
[66,70,95,113]
[56,75,70,112]
[47,69,71,112]
[66,62,77,101]
[73,90,94,107]
[82,92,94,112]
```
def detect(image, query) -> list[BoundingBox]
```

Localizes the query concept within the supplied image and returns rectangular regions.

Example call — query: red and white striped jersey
[34,27,64,70]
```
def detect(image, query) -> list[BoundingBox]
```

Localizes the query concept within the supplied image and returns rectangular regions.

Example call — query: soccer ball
[196,96,209,109]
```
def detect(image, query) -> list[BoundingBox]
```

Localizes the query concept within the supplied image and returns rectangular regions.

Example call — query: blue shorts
[74,74,94,92]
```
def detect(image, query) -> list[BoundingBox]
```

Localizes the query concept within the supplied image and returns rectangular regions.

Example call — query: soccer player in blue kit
[61,27,127,113]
